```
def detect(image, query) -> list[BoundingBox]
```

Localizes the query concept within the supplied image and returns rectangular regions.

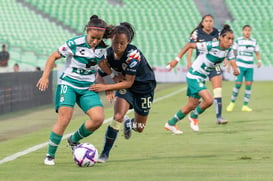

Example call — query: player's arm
[167,42,197,70]
[187,48,194,70]
[255,51,262,68]
[90,74,135,92]
[227,58,239,76]
[36,51,61,91]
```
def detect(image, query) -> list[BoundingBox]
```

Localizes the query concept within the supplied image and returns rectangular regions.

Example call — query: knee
[113,113,125,122]
[205,98,214,107]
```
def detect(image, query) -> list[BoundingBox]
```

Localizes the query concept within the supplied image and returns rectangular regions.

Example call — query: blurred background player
[90,22,156,163]
[226,25,261,112]
[36,15,112,166]
[164,25,239,134]
[187,14,228,125]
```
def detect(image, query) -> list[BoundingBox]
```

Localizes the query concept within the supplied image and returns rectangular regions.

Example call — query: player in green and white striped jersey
[226,25,261,112]
[164,25,239,134]
[37,15,112,166]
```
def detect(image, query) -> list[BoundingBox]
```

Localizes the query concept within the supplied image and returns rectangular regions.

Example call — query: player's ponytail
[220,24,233,37]
[112,22,135,43]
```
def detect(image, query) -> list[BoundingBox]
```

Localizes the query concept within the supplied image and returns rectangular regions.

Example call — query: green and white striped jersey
[58,35,106,89]
[233,37,259,68]
[187,41,234,81]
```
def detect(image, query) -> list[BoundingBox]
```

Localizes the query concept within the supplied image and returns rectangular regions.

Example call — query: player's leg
[44,85,75,166]
[188,89,213,131]
[165,96,199,134]
[226,67,244,112]
[98,91,131,163]
[68,90,104,150]
[209,66,227,124]
[241,68,254,112]
[123,92,154,139]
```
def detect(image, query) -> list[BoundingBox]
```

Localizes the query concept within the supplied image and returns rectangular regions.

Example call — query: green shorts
[186,77,207,99]
[55,84,103,113]
[235,67,254,82]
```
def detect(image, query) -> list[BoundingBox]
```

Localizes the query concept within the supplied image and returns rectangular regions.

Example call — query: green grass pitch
[0,81,273,181]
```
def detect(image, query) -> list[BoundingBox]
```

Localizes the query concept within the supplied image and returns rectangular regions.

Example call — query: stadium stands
[1,0,272,70]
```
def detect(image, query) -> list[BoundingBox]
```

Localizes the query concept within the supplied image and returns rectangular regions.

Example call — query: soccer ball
[73,143,98,167]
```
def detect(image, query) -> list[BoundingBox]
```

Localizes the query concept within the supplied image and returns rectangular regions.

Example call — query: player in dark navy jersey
[90,22,156,163]
[187,14,228,125]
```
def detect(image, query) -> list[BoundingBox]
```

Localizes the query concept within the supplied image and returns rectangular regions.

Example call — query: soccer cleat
[164,122,183,134]
[241,105,253,112]
[96,154,109,163]
[123,115,132,140]
[217,117,228,125]
[67,135,80,152]
[226,102,235,112]
[188,116,199,132]
[44,154,55,166]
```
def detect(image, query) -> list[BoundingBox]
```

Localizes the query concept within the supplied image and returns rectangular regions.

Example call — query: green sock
[47,131,62,158]
[231,83,241,103]
[71,123,93,143]
[168,110,186,126]
[243,85,252,105]
[190,105,205,119]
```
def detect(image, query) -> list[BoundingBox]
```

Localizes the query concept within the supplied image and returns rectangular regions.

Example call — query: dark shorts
[208,65,222,80]
[115,89,154,116]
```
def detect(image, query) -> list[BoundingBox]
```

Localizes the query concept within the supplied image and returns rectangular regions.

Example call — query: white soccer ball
[73,143,98,167]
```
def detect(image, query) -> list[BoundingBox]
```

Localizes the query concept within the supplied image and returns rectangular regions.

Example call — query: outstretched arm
[167,42,196,70]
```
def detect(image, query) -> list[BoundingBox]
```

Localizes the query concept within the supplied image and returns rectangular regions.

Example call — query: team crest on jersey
[122,63,127,71]
[212,37,218,41]
[126,49,141,64]
[119,89,127,94]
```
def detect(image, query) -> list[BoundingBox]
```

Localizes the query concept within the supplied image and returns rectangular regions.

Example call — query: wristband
[175,56,181,62]
[258,59,261,63]
[110,72,115,78]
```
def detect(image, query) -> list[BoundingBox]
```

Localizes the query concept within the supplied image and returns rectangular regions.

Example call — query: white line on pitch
[0,86,186,164]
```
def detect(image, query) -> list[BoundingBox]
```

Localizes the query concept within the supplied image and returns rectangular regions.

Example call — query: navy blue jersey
[100,44,156,93]
[189,27,219,57]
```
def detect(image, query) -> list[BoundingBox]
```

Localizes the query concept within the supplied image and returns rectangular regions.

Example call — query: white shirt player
[187,41,234,81]
[58,35,106,89]
[233,37,260,68]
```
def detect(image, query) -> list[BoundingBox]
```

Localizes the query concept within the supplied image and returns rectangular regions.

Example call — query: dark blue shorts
[115,89,154,116]
[208,65,222,80]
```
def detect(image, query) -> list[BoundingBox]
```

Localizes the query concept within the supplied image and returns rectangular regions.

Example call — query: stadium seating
[225,0,273,66]
[1,0,272,69]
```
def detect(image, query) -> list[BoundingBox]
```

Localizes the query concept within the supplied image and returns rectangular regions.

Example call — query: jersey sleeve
[254,42,260,52]
[189,30,198,42]
[125,49,141,75]
[226,48,235,60]
[58,39,75,58]
[196,41,211,52]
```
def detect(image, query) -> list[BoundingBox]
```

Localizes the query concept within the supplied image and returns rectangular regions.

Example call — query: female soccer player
[37,15,112,166]
[89,22,156,163]
[226,25,261,112]
[187,14,228,125]
[164,25,239,134]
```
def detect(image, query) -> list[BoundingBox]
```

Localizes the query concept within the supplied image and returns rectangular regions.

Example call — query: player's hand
[105,90,115,103]
[36,77,49,91]
[89,83,108,92]
[233,68,240,76]
[257,62,261,68]
[187,62,192,70]
[166,60,179,71]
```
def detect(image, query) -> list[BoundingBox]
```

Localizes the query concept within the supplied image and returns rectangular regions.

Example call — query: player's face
[243,27,251,39]
[220,32,234,49]
[86,29,104,48]
[202,16,214,32]
[112,33,129,55]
